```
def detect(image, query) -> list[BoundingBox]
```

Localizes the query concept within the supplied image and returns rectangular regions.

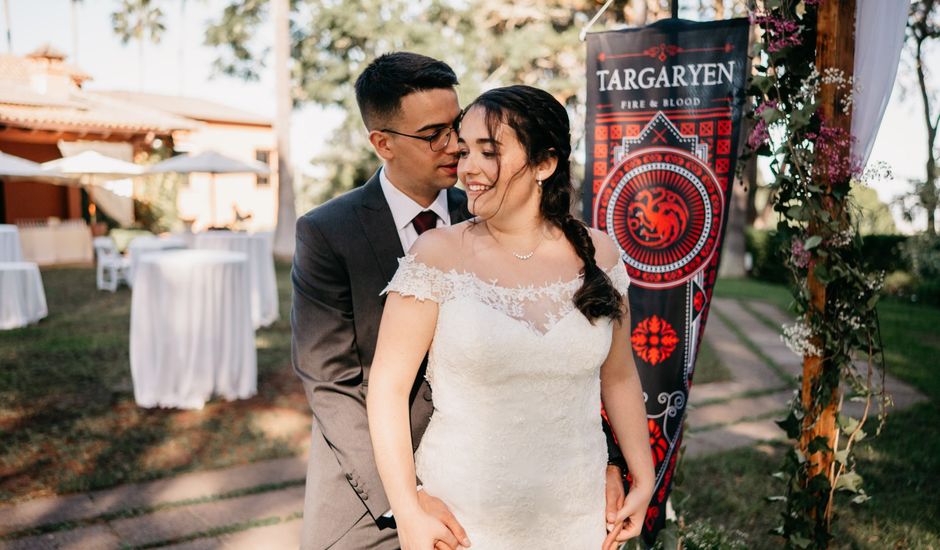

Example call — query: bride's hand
[601,487,650,549]
[397,508,467,550]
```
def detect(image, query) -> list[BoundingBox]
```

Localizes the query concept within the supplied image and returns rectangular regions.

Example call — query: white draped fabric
[0,262,48,330]
[130,250,257,409]
[851,0,910,166]
[0,225,23,262]
[194,231,279,328]
[126,235,188,286]
[18,221,93,265]
[87,185,135,227]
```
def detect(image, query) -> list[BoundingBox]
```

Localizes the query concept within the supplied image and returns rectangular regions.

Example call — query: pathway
[0,298,925,548]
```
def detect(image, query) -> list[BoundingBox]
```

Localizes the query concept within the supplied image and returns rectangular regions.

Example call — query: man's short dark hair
[354,52,459,130]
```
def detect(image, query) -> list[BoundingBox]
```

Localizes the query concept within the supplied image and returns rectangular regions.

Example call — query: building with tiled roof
[97,91,271,127]
[0,47,277,233]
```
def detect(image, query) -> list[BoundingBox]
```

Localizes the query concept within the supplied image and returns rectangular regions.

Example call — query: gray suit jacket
[291,171,470,549]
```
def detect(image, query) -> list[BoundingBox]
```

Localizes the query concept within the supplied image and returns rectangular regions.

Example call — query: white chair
[93,236,131,292]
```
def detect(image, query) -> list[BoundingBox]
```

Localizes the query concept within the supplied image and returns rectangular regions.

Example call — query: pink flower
[756,100,779,115]
[805,123,861,183]
[791,238,811,269]
[748,119,770,150]
[750,13,804,52]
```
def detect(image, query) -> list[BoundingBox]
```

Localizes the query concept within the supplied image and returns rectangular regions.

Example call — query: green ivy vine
[742,0,888,548]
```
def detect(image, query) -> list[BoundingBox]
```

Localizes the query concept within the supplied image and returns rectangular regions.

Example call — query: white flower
[782,320,822,357]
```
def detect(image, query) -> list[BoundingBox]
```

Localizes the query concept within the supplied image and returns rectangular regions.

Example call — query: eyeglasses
[380,126,455,152]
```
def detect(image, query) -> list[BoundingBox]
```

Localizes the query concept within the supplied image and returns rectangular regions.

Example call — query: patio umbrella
[40,151,144,226]
[41,150,144,181]
[0,151,72,182]
[146,150,270,226]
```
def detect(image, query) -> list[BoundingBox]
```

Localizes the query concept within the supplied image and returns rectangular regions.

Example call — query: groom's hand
[417,488,471,550]
[604,465,625,533]
[602,484,650,549]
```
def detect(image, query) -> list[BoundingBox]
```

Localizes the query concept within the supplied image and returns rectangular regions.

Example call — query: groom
[292,52,629,549]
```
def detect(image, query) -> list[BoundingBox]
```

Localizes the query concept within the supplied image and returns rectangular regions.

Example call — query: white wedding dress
[384,254,630,549]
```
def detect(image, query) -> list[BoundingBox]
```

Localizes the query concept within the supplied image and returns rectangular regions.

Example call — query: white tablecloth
[0,225,23,262]
[0,262,48,330]
[194,231,279,328]
[19,223,93,265]
[130,250,257,409]
[127,236,188,286]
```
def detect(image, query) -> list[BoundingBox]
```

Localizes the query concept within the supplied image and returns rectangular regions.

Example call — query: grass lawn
[0,261,310,503]
[692,338,731,385]
[676,279,940,549]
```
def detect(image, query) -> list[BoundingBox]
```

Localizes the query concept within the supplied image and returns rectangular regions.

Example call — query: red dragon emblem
[627,187,690,249]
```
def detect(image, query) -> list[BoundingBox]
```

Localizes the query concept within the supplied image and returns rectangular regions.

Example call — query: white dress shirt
[379,167,451,252]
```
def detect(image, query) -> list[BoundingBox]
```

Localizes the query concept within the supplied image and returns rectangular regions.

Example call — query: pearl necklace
[483,221,546,261]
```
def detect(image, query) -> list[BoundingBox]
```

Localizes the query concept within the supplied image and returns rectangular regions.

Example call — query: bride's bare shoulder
[408,221,477,269]
[587,227,621,270]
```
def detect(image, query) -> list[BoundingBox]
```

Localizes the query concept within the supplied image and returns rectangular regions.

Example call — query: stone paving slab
[2,524,120,550]
[686,390,793,431]
[106,485,304,547]
[0,494,98,537]
[160,538,223,550]
[0,456,307,537]
[690,379,780,404]
[218,517,302,549]
[684,418,784,457]
[89,456,307,515]
[747,300,793,326]
[109,507,210,547]
[188,486,304,528]
[842,370,928,419]
[697,307,785,392]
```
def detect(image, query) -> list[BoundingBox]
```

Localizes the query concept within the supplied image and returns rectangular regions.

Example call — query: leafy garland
[742,0,887,547]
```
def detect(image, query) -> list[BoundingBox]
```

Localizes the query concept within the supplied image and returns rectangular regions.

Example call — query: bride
[367,85,653,549]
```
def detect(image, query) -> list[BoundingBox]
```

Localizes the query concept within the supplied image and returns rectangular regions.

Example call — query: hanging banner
[584,18,750,545]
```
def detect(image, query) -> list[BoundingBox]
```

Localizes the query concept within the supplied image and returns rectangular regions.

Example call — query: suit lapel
[356,172,405,284]
[446,187,471,224]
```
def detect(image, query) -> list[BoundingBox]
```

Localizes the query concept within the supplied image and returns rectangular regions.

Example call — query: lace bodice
[385,254,630,335]
[383,255,630,548]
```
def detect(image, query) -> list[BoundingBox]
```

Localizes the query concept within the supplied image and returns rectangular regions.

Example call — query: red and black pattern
[584,18,750,546]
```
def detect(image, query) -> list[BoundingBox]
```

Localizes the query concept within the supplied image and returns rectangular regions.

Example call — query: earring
[536,177,543,189]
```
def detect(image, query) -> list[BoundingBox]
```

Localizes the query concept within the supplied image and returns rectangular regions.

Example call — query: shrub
[902,235,940,306]
[860,235,908,273]
[745,229,911,286]
[883,270,915,297]
[745,228,789,283]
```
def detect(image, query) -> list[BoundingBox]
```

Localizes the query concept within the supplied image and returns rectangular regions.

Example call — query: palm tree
[272,0,296,258]
[111,0,166,90]
[70,0,82,64]
[178,0,187,95]
[3,0,12,53]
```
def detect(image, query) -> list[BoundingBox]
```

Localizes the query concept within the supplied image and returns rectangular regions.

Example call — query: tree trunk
[178,0,187,95]
[3,0,12,53]
[713,0,724,18]
[915,34,938,236]
[71,0,79,64]
[272,0,296,259]
[138,38,144,91]
[718,176,748,277]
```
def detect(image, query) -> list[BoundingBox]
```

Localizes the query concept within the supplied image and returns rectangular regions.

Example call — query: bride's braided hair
[466,85,623,322]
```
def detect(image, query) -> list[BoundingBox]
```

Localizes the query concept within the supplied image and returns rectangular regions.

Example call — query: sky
[3,0,936,232]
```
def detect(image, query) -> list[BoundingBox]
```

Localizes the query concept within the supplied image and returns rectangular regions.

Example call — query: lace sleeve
[606,262,630,296]
[382,254,452,303]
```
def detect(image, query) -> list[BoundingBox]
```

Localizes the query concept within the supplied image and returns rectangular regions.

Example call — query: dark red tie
[411,211,438,235]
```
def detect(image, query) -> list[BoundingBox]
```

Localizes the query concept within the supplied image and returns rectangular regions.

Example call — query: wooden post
[801,0,855,525]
